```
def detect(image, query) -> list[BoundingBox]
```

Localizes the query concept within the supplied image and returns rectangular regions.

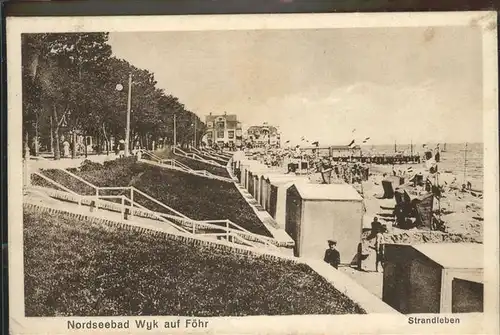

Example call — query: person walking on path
[118,140,125,158]
[324,240,340,269]
[62,140,70,158]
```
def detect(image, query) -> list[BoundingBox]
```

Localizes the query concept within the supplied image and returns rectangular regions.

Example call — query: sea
[361,142,484,190]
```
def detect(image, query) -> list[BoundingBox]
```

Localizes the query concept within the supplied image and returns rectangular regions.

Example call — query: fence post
[130,188,134,219]
[192,222,196,234]
[95,188,99,211]
[226,220,230,241]
[121,196,125,219]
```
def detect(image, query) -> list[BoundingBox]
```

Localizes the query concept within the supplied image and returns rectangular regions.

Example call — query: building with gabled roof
[245,123,281,148]
[204,112,242,148]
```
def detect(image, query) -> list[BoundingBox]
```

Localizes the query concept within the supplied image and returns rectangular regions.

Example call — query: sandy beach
[363,164,483,239]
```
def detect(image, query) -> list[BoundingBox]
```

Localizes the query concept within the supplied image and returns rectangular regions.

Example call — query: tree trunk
[96,132,101,155]
[34,116,39,156]
[49,115,54,153]
[23,131,31,188]
[84,134,88,158]
[102,123,109,155]
[52,105,60,160]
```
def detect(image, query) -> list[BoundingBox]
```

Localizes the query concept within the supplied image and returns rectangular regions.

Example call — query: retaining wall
[24,202,400,314]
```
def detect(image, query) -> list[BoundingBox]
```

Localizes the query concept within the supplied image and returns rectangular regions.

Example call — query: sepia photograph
[8,12,499,334]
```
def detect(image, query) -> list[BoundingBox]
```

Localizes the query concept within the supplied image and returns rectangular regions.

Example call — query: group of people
[59,139,90,158]
[317,158,370,185]
[324,217,385,272]
[246,147,372,186]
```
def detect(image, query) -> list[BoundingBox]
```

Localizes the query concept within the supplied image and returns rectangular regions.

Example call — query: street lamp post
[116,73,132,157]
[173,114,177,147]
[194,118,197,148]
[125,73,132,157]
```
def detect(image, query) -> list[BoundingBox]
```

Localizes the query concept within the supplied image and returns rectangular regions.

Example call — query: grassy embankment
[32,157,271,236]
[24,206,365,316]
[154,147,230,178]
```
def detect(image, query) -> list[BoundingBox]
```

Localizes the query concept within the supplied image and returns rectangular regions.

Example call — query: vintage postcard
[7,12,499,334]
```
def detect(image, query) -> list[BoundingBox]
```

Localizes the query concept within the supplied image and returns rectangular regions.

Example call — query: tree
[22,32,113,159]
[22,32,207,160]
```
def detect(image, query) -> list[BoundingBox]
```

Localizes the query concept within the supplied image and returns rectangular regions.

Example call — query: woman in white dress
[62,140,70,157]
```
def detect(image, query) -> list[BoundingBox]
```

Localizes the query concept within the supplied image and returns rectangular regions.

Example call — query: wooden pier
[330,155,421,164]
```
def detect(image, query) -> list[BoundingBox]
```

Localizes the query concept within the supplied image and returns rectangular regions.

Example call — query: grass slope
[33,157,271,236]
[154,148,230,178]
[24,207,365,316]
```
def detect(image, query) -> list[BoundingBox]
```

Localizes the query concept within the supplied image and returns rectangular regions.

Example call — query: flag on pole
[348,139,356,147]
[285,140,290,144]
[352,128,356,133]
[362,137,370,143]
[312,141,319,146]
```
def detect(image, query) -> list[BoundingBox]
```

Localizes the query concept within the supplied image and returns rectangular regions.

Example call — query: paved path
[28,153,120,171]
[339,266,384,299]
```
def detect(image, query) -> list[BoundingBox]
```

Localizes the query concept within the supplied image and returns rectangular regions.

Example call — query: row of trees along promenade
[22,33,206,160]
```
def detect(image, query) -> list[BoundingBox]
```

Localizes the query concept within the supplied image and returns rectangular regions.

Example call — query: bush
[24,207,366,317]
[80,160,104,172]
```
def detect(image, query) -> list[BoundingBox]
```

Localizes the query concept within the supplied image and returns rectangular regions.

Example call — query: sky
[107,26,483,146]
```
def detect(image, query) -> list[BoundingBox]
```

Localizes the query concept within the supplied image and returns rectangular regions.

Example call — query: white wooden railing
[173,147,224,167]
[188,148,228,162]
[202,147,233,159]
[139,150,233,183]
[31,168,279,250]
[201,150,232,161]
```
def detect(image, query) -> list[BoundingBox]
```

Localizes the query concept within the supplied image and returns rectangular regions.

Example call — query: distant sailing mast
[462,142,469,186]
[442,143,447,152]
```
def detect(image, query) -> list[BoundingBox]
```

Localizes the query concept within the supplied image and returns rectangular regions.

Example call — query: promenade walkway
[28,153,119,171]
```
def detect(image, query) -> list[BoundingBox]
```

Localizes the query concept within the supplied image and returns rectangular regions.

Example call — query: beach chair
[381,180,394,199]
[414,193,434,230]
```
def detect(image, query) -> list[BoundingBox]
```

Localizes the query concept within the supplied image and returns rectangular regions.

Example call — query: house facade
[204,113,242,148]
[245,123,281,148]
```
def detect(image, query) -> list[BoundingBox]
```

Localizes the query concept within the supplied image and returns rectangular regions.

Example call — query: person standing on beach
[434,144,441,162]
[371,217,381,236]
[375,228,385,272]
[324,240,340,269]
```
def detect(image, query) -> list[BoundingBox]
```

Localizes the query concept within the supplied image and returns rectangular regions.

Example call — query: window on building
[207,132,213,139]
[216,121,225,128]
[228,131,235,139]
[207,122,213,128]
[217,130,224,138]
